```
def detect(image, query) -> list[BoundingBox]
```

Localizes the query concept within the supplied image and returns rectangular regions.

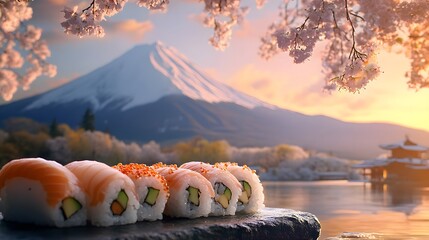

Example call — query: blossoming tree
[1,0,428,101]
[0,0,56,101]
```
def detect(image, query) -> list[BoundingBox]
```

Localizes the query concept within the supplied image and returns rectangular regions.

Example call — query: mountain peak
[128,41,163,53]
[25,42,272,111]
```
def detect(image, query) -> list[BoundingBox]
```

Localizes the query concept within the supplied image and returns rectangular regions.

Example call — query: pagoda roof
[352,159,388,168]
[379,138,428,152]
[353,158,428,169]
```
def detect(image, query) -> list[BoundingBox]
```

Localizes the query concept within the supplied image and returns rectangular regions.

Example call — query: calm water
[263,181,429,239]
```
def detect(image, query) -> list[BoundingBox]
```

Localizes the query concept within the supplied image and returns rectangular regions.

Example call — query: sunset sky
[9,0,429,132]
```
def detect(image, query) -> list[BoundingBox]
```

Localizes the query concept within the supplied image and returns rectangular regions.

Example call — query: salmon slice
[65,160,136,206]
[154,165,214,197]
[0,158,73,207]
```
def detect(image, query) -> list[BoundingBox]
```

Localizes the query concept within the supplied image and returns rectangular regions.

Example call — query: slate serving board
[0,208,321,240]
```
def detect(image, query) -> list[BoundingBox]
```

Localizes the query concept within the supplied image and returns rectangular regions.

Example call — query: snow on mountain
[25,42,272,111]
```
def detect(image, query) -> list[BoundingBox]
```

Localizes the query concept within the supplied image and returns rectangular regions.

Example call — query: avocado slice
[215,187,232,209]
[242,181,252,198]
[217,194,229,208]
[238,181,251,204]
[238,190,249,204]
[117,189,128,209]
[224,187,232,201]
[187,186,200,206]
[144,187,160,206]
[61,197,82,220]
[111,200,125,215]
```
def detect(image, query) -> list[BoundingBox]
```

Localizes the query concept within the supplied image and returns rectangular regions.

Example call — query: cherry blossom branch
[344,0,366,62]
[0,0,56,101]
[82,0,95,13]
[349,11,364,21]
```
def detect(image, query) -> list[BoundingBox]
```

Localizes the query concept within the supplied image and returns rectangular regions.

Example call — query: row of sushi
[0,158,264,227]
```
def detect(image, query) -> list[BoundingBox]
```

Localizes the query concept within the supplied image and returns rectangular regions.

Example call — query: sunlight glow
[228,51,429,132]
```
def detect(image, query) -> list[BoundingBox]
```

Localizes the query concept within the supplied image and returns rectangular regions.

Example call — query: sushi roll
[180,161,242,216]
[66,160,139,226]
[0,158,86,227]
[113,163,169,221]
[152,163,214,218]
[217,162,264,213]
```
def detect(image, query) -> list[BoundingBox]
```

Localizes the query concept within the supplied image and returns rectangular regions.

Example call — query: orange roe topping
[152,162,178,170]
[214,162,256,174]
[113,163,169,197]
[213,162,227,170]
[200,167,209,174]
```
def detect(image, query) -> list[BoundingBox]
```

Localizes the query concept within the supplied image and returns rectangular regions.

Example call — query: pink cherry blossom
[0,0,56,101]
[261,0,429,91]
[5,0,429,102]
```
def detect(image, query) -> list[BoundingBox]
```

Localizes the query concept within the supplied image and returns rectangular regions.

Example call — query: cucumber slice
[117,189,128,209]
[187,186,200,206]
[61,197,82,220]
[111,200,125,215]
[144,187,160,206]
[111,189,128,215]
[242,181,252,198]
[224,187,232,201]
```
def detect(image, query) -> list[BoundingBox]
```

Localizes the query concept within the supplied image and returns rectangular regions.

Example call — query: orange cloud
[251,78,271,89]
[107,20,154,42]
[48,0,67,5]
[227,64,289,102]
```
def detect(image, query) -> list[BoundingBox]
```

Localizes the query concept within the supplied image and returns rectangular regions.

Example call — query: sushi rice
[153,163,214,218]
[180,161,242,216]
[216,162,265,213]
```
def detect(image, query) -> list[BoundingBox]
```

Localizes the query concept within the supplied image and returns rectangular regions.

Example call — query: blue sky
[8,0,429,132]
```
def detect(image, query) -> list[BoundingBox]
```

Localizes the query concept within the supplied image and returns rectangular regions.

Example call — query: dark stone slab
[0,208,321,240]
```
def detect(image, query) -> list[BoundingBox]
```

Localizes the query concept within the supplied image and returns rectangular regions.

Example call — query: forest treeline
[0,117,358,180]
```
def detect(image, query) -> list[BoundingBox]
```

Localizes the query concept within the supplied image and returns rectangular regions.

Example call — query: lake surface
[263,181,429,239]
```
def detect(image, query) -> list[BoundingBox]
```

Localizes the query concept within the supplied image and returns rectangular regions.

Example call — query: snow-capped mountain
[25,42,271,111]
[1,42,429,159]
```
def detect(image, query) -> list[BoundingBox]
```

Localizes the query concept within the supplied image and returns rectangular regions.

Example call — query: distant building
[353,137,429,184]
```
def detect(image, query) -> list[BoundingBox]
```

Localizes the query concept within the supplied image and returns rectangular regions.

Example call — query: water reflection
[366,183,423,216]
[263,181,429,239]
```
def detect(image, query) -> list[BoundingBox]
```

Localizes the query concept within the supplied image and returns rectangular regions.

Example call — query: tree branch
[82,0,95,14]
[350,11,364,21]
[344,0,366,61]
